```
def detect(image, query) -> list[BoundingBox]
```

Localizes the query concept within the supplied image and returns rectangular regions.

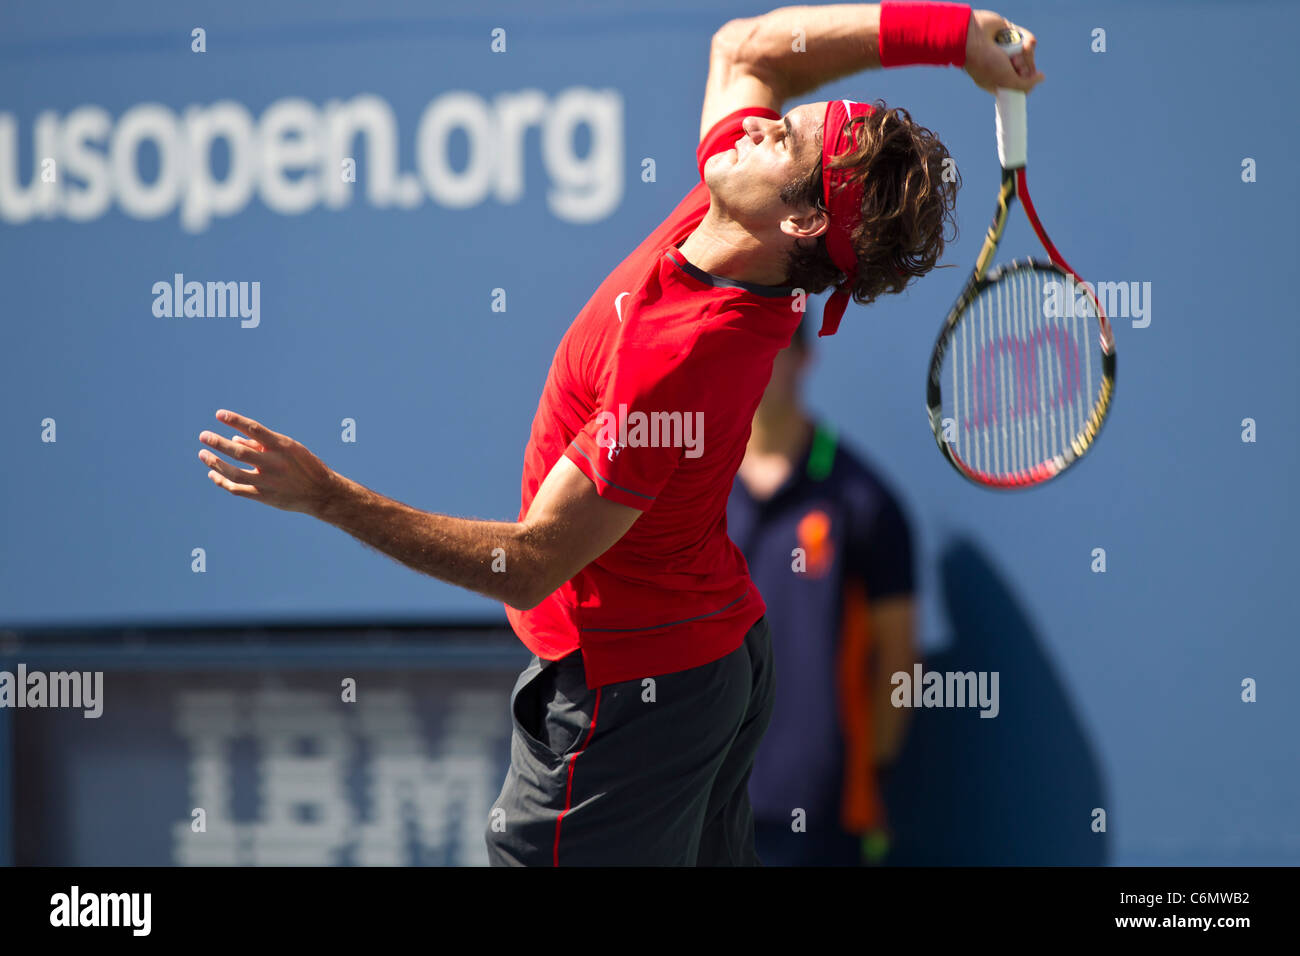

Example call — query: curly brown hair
[779,100,960,306]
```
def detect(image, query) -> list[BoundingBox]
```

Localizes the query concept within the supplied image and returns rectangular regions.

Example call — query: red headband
[818,99,875,337]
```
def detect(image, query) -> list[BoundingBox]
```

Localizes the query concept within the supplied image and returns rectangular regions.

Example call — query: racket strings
[944,267,1101,480]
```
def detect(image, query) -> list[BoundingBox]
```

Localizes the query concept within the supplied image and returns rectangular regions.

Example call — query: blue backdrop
[2,0,1296,865]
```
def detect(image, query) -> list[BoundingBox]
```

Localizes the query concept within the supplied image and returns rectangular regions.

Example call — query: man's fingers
[199,448,259,484]
[207,469,259,497]
[216,409,281,445]
[1010,26,1043,90]
[1011,64,1044,91]
[995,60,1042,92]
[233,435,266,453]
[1021,31,1037,74]
[200,430,263,462]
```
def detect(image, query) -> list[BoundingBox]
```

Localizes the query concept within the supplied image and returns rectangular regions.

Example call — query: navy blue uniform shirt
[729,422,913,832]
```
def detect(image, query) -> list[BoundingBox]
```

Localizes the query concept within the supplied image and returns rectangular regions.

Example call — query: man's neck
[677,209,791,288]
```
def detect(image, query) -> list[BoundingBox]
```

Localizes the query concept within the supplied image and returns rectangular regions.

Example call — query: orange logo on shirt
[796,509,834,577]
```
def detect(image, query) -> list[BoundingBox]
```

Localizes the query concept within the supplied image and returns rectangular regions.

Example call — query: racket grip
[995,89,1027,170]
[993,29,1027,170]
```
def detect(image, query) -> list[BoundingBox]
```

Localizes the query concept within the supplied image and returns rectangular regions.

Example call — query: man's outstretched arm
[198,410,639,611]
[701,3,1043,138]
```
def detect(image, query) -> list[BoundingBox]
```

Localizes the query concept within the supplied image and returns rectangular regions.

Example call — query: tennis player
[197,2,1041,865]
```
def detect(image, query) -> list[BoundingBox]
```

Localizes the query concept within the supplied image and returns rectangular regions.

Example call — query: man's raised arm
[701,3,1043,139]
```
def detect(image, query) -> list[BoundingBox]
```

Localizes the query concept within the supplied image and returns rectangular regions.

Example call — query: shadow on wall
[882,538,1109,865]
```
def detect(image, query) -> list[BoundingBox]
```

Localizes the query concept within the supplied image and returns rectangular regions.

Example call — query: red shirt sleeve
[696,106,782,180]
[566,345,692,511]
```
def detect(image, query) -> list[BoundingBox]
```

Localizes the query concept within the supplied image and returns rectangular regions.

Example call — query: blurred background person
[729,319,916,866]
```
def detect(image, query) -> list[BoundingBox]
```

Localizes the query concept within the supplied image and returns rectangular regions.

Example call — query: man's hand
[964,9,1043,93]
[198,409,339,517]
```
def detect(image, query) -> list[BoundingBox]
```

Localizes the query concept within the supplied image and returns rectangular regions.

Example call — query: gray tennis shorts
[485,615,774,866]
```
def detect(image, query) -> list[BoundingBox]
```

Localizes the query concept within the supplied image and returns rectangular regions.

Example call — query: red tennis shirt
[506,107,804,687]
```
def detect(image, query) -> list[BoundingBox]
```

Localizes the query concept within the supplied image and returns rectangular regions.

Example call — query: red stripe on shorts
[553,687,602,867]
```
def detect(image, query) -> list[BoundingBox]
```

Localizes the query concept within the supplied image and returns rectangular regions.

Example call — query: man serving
[197,2,1040,866]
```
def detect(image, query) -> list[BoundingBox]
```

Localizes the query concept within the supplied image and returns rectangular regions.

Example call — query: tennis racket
[927,29,1116,489]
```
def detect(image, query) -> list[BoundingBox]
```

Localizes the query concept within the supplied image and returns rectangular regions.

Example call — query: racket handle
[993,28,1027,170]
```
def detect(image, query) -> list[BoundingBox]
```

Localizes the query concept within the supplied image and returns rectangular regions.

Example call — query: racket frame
[926,167,1117,489]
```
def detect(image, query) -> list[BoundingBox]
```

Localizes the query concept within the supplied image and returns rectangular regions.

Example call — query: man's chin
[705,148,738,172]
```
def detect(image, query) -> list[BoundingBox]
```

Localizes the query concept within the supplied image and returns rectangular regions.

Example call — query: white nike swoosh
[614,291,630,322]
